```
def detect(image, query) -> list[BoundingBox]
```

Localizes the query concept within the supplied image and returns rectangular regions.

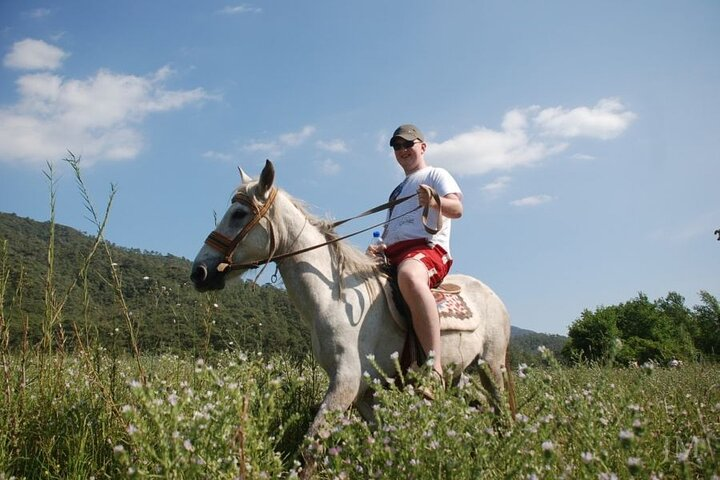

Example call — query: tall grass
[0,158,717,478]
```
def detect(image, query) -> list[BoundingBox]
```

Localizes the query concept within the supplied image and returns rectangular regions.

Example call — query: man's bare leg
[397,259,442,376]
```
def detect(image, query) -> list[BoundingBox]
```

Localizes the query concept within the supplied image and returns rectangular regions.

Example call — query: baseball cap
[390,124,425,146]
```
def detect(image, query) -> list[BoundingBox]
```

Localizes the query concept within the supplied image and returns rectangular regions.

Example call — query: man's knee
[397,259,428,288]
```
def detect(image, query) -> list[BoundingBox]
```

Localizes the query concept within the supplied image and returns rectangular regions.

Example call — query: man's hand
[366,243,386,257]
[417,184,438,208]
[366,242,387,264]
[417,184,463,219]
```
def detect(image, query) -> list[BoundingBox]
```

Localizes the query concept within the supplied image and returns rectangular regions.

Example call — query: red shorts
[385,239,453,288]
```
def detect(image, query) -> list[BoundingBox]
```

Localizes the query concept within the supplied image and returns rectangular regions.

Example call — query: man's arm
[417,185,463,219]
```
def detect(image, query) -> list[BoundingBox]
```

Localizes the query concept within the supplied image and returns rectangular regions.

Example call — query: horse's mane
[284,193,381,282]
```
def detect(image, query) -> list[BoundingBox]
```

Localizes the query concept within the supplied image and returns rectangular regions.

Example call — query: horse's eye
[231,210,247,222]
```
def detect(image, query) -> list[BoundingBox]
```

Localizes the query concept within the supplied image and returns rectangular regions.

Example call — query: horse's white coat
[192,161,511,437]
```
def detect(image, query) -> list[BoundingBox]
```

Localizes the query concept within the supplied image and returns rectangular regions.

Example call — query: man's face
[392,138,426,173]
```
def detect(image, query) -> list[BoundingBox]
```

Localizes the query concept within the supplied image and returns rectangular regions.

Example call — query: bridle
[202,185,443,274]
[204,187,279,273]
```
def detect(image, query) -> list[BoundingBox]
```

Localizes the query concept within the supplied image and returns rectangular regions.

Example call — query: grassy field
[1,163,717,478]
[0,347,717,479]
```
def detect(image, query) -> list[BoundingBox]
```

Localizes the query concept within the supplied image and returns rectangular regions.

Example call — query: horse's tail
[504,348,517,420]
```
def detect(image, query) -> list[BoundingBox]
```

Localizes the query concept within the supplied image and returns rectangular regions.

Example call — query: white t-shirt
[382,166,462,256]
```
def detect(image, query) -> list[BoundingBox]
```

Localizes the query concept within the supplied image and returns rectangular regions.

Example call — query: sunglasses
[391,140,419,151]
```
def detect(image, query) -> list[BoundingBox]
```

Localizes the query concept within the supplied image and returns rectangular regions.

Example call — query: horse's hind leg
[355,388,376,426]
[477,357,505,415]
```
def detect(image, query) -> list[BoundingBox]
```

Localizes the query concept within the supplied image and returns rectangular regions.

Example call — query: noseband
[204,187,278,272]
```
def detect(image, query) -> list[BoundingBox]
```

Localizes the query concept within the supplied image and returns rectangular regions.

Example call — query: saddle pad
[434,289,479,331]
[382,280,479,332]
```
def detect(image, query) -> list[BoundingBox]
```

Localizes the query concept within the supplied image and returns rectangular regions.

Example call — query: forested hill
[0,211,565,362]
[0,211,309,358]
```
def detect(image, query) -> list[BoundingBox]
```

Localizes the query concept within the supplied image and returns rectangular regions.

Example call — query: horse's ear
[257,159,275,198]
[238,167,253,184]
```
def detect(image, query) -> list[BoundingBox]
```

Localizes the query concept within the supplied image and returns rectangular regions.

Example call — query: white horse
[191,160,513,436]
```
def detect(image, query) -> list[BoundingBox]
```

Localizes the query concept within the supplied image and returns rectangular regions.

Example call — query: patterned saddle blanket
[382,278,480,333]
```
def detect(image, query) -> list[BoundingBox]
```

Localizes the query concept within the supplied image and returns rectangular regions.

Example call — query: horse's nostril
[191,264,208,284]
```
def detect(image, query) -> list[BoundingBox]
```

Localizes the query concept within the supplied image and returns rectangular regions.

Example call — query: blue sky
[1,1,718,335]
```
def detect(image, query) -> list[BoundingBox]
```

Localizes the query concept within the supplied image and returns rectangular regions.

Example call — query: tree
[564,291,702,365]
[562,307,620,363]
[694,290,720,358]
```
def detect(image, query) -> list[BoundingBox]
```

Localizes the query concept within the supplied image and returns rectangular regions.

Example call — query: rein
[203,185,443,273]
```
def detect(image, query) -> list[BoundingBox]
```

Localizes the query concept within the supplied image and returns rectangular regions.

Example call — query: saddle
[380,266,478,372]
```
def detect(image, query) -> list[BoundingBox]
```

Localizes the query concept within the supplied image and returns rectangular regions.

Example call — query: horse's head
[190,160,277,291]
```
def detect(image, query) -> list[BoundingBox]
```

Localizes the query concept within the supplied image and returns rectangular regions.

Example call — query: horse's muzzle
[190,262,225,291]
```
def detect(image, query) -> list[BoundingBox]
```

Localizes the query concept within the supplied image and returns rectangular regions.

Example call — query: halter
[204,187,279,273]
[203,184,443,274]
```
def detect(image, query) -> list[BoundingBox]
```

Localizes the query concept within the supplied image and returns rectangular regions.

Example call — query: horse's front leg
[308,374,361,437]
[300,367,362,477]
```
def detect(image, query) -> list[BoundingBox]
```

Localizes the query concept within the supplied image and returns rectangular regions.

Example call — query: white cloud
[571,153,596,161]
[0,61,213,166]
[27,8,52,18]
[482,176,511,195]
[510,194,553,207]
[4,38,68,71]
[648,210,720,243]
[316,139,348,153]
[429,117,568,175]
[244,141,279,155]
[315,158,341,176]
[218,5,262,15]
[533,98,636,140]
[203,150,234,162]
[429,98,635,176]
[243,125,316,157]
[280,125,316,146]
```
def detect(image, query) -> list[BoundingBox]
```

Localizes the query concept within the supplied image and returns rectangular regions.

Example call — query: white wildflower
[627,457,642,471]
[515,413,529,423]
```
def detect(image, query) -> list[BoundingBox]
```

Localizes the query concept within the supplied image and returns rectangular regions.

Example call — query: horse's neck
[274,198,339,311]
